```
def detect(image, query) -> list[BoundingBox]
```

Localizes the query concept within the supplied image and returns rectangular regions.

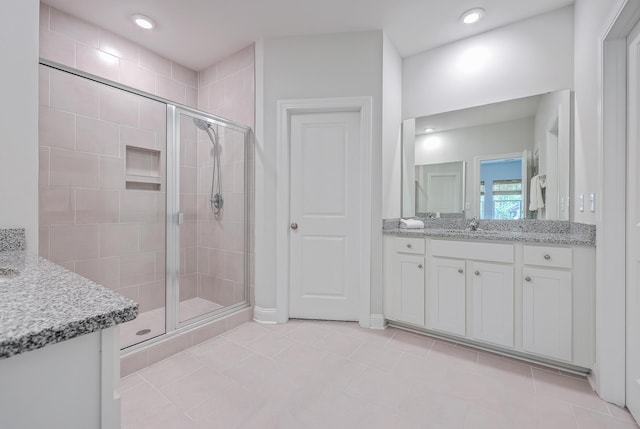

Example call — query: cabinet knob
[525,276,532,282]
[544,254,551,260]
[418,264,423,269]
[458,268,463,274]
[290,222,298,230]
[474,270,480,276]
[406,243,412,248]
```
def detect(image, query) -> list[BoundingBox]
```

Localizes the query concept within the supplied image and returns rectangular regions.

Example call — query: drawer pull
[406,244,412,248]
[525,276,532,282]
[458,268,464,274]
[544,254,551,260]
[418,264,423,269]
[474,270,480,276]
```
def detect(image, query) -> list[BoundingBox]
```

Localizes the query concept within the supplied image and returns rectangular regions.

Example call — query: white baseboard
[369,314,387,330]
[253,306,279,324]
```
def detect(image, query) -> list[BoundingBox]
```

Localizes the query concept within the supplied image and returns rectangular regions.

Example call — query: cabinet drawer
[523,245,572,269]
[431,240,513,263]
[396,237,425,254]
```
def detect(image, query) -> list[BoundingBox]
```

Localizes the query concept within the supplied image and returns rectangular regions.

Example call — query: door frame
[599,0,640,405]
[275,96,373,326]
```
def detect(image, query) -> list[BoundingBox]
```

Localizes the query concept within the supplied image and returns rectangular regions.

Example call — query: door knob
[290,222,298,230]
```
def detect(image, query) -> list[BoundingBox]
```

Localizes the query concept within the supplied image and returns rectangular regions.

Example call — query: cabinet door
[471,262,514,348]
[429,257,466,336]
[392,253,425,326]
[522,267,572,361]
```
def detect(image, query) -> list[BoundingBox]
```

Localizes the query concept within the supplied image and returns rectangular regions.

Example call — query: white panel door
[471,262,514,348]
[429,257,466,336]
[628,19,640,421]
[522,267,572,361]
[392,253,425,326]
[427,172,461,213]
[289,111,361,320]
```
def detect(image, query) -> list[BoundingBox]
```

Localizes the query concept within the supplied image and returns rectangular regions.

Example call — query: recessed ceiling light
[132,14,156,30]
[425,128,435,133]
[461,8,484,24]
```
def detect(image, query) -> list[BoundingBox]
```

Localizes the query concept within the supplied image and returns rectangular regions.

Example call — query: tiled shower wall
[197,46,256,306]
[39,3,255,336]
[39,4,198,108]
[38,65,168,313]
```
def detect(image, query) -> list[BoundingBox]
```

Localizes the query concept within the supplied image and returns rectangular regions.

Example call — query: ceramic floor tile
[573,406,640,428]
[121,320,638,429]
[157,366,235,411]
[532,368,611,413]
[138,352,204,388]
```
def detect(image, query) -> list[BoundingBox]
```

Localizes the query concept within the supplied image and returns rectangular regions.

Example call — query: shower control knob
[290,222,298,230]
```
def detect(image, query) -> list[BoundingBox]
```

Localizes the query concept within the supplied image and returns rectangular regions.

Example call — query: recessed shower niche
[125,146,162,191]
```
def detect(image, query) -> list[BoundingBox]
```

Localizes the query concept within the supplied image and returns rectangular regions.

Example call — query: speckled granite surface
[0,229,26,251]
[383,218,596,246]
[0,251,138,359]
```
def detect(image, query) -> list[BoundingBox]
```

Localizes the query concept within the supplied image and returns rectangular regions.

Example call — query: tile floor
[120,297,224,348]
[120,319,638,429]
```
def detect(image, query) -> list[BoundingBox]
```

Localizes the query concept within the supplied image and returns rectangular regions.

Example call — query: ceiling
[43,0,574,71]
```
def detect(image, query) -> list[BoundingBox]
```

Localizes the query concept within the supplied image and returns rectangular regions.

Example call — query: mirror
[401,89,571,220]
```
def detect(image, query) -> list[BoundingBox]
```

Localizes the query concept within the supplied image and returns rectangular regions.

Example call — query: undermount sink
[0,267,19,282]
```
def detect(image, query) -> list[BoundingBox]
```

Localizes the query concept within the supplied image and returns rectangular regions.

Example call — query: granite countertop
[383,219,596,247]
[0,251,138,359]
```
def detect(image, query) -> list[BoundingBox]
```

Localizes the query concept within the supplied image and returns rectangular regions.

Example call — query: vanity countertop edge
[383,219,596,247]
[0,250,138,359]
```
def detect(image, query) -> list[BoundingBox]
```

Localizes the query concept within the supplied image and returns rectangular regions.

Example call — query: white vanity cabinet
[383,235,595,370]
[428,240,515,347]
[471,261,514,348]
[383,236,426,326]
[520,245,594,366]
[430,257,466,336]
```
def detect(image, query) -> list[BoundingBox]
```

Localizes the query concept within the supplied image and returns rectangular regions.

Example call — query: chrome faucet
[469,217,479,231]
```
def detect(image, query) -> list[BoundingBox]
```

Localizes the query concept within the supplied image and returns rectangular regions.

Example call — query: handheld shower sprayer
[193,118,224,215]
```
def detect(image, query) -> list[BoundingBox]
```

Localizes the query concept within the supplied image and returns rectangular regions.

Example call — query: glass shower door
[38,64,168,350]
[173,109,248,325]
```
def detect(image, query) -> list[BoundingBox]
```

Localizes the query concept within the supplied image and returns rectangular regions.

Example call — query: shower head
[193,118,211,131]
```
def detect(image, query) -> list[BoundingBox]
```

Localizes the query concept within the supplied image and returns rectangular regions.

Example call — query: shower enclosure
[38,62,250,350]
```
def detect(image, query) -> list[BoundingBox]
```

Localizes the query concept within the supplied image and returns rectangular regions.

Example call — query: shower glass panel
[37,65,167,349]
[39,61,251,352]
[175,110,247,324]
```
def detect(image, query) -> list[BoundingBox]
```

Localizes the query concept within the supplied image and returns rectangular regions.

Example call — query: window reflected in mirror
[479,158,523,220]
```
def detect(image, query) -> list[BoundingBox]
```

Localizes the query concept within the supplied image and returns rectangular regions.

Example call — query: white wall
[255,31,385,316]
[573,0,628,406]
[573,0,619,225]
[402,6,574,121]
[0,0,39,252]
[415,118,535,214]
[382,34,403,219]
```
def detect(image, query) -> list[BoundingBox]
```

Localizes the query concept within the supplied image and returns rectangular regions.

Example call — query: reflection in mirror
[415,161,465,216]
[401,89,571,220]
[477,155,524,219]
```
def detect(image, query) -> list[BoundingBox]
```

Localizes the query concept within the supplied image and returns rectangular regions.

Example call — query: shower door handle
[177,212,184,225]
